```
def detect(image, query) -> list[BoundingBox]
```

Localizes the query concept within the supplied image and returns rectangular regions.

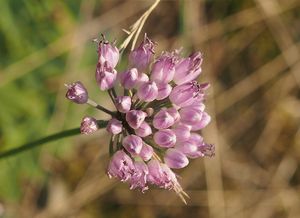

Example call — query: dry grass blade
[118,0,160,52]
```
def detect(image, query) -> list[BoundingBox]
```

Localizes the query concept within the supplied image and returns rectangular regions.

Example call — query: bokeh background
[0,0,300,217]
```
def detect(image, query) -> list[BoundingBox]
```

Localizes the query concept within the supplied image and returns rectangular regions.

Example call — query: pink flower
[190,111,211,131]
[169,81,208,108]
[175,133,215,158]
[129,34,155,72]
[166,108,180,123]
[164,148,189,169]
[80,116,98,134]
[137,81,158,102]
[115,96,132,113]
[175,135,203,159]
[150,52,176,83]
[119,68,138,89]
[139,143,154,161]
[95,62,117,90]
[65,81,88,104]
[129,161,149,192]
[67,33,214,200]
[126,110,147,129]
[106,118,123,135]
[135,121,152,137]
[153,109,175,129]
[136,73,149,87]
[156,83,172,100]
[97,37,119,68]
[154,129,176,148]
[122,135,143,155]
[147,160,180,190]
[179,107,203,126]
[107,150,134,182]
[173,52,202,85]
[172,123,191,142]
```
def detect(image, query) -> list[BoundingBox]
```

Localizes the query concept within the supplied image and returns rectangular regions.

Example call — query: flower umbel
[65,34,214,203]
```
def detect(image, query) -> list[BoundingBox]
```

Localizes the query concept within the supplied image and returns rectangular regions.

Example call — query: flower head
[66,34,213,202]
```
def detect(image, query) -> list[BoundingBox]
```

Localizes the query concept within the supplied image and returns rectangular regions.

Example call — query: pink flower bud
[179,107,203,126]
[135,121,152,137]
[126,110,147,129]
[115,96,132,113]
[97,37,119,68]
[147,159,180,189]
[139,142,153,161]
[166,108,180,123]
[95,62,117,90]
[156,83,172,100]
[190,111,211,131]
[169,81,208,107]
[137,81,158,102]
[136,73,149,87]
[129,34,155,72]
[150,53,176,83]
[173,52,203,85]
[107,150,134,182]
[186,102,206,112]
[176,133,215,158]
[130,161,149,192]
[119,68,138,89]
[154,129,176,148]
[80,116,98,134]
[175,136,202,159]
[122,135,143,155]
[106,118,123,135]
[172,123,191,142]
[147,160,177,189]
[189,133,204,145]
[153,109,175,129]
[164,148,189,169]
[65,81,88,104]
[147,159,163,185]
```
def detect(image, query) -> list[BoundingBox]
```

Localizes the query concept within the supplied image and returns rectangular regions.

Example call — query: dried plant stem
[131,0,160,50]
[119,0,160,51]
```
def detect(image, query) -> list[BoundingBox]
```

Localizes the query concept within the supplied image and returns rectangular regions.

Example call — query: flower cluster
[65,34,214,201]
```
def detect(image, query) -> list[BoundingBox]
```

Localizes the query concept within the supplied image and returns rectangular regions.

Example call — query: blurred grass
[0,0,300,217]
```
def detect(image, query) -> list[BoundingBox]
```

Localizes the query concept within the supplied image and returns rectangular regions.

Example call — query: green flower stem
[87,99,115,117]
[0,120,108,160]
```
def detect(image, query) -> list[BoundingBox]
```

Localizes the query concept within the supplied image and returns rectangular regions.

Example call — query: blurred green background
[0,0,300,217]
